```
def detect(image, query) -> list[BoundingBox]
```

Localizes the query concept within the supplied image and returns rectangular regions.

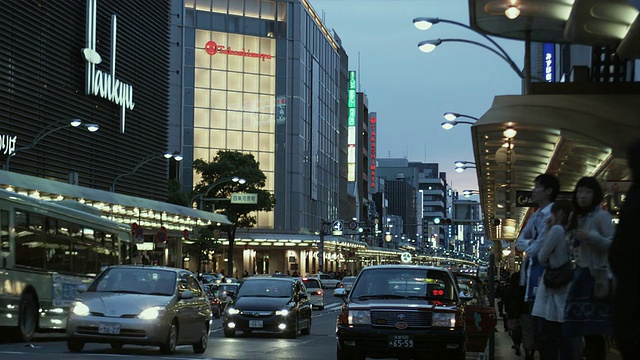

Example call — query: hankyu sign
[82,0,136,134]
[230,192,258,204]
[0,135,17,156]
[204,41,272,61]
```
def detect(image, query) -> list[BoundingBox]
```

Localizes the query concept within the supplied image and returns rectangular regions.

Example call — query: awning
[0,170,233,230]
[469,0,640,59]
[471,92,639,240]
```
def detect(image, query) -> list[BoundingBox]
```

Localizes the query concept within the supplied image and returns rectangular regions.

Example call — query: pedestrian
[515,173,561,360]
[609,138,640,360]
[504,271,527,356]
[531,200,573,359]
[563,177,614,360]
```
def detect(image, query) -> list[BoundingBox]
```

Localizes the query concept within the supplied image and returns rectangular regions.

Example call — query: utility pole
[318,219,333,273]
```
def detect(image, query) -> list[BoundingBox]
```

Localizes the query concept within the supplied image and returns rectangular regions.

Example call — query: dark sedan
[223,276,312,338]
[334,265,469,360]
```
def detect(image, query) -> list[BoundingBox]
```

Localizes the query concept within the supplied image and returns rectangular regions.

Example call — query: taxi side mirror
[180,290,194,300]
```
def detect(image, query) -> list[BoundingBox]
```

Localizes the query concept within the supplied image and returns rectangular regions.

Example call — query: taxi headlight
[275,309,289,316]
[71,302,90,317]
[432,313,456,327]
[348,310,370,325]
[138,306,164,320]
[227,307,240,315]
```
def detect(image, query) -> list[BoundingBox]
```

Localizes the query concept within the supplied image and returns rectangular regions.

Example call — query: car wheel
[159,322,178,354]
[17,292,38,342]
[301,316,311,335]
[67,340,85,352]
[110,343,123,350]
[223,327,236,337]
[192,326,208,354]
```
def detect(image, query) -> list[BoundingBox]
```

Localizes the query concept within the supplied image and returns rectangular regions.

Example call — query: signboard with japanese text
[231,192,258,204]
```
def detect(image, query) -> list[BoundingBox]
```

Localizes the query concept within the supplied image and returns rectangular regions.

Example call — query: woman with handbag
[564,177,615,360]
[532,200,573,359]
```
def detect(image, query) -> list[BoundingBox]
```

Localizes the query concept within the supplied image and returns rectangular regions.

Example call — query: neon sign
[543,43,555,82]
[204,41,272,61]
[347,71,357,182]
[369,114,377,191]
[82,0,136,134]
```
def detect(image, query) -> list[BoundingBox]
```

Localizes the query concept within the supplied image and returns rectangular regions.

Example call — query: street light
[442,112,478,130]
[454,161,475,167]
[4,118,99,171]
[110,151,182,192]
[189,176,247,210]
[462,189,480,198]
[418,38,525,79]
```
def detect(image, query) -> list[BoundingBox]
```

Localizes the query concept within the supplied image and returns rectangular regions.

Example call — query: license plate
[98,323,120,334]
[388,335,414,348]
[249,320,263,328]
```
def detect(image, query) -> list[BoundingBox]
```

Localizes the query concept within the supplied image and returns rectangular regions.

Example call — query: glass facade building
[170,0,343,232]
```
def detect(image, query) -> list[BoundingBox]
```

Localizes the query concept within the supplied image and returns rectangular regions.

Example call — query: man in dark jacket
[609,138,640,360]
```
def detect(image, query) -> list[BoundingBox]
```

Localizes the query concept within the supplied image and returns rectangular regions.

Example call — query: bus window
[1,209,8,267]
[15,209,47,269]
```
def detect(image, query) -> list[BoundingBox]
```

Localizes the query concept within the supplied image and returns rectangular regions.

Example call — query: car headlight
[71,302,90,317]
[348,310,370,325]
[138,306,164,320]
[275,309,289,316]
[227,307,240,315]
[432,312,456,327]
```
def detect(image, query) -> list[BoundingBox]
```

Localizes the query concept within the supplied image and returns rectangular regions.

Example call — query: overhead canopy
[0,171,233,230]
[469,0,640,59]
[471,92,639,240]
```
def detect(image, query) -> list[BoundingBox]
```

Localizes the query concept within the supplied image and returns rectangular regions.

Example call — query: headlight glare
[275,309,289,316]
[348,310,370,325]
[71,302,90,316]
[138,306,163,320]
[432,312,456,327]
[227,307,240,315]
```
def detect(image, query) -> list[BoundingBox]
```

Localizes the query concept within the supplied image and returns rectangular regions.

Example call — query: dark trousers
[536,318,572,360]
[583,335,606,360]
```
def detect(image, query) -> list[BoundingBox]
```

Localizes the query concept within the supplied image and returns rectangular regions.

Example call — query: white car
[299,277,324,310]
[311,273,341,289]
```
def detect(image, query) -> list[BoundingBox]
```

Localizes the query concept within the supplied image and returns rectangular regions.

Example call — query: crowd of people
[493,138,639,360]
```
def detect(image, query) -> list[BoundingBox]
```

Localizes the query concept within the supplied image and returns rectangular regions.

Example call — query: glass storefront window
[259,133,274,151]
[227,131,242,149]
[259,152,274,171]
[243,112,259,131]
[211,0,227,13]
[210,129,226,146]
[259,113,274,133]
[243,92,259,112]
[210,109,226,128]
[244,73,259,93]
[261,0,276,20]
[228,0,243,16]
[194,126,209,146]
[244,55,259,74]
[194,88,210,108]
[195,0,212,11]
[228,72,242,91]
[195,48,211,68]
[211,70,226,89]
[259,75,274,94]
[227,110,242,130]
[194,68,210,88]
[211,89,227,108]
[228,91,243,111]
[194,108,210,127]
[259,94,274,114]
[243,132,258,151]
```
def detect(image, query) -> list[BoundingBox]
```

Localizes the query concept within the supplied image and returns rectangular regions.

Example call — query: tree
[182,225,222,274]
[167,178,189,206]
[193,150,276,276]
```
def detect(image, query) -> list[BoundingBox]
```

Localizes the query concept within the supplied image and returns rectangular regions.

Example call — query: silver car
[299,277,324,310]
[66,266,212,354]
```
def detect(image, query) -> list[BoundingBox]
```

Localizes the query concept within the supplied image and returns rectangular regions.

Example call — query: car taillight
[314,290,323,296]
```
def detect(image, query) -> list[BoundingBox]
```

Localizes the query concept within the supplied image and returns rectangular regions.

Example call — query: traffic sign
[401,252,412,263]
[348,220,358,230]
[332,220,343,235]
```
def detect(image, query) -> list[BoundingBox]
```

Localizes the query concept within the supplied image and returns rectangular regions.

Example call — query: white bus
[0,188,131,341]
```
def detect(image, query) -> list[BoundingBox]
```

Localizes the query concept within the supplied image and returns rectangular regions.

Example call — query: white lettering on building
[0,135,17,155]
[82,0,135,133]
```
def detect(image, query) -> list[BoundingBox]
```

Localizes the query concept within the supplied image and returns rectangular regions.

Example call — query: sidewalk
[485,316,623,360]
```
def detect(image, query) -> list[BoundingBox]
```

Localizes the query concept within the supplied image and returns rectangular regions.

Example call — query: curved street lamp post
[4,119,99,171]
[110,152,183,192]
[442,112,479,130]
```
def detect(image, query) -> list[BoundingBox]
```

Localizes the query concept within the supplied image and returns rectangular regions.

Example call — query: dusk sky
[308,0,525,193]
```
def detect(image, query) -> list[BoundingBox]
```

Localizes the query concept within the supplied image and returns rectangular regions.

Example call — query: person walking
[564,177,614,360]
[515,173,561,360]
[609,138,640,360]
[531,200,573,359]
